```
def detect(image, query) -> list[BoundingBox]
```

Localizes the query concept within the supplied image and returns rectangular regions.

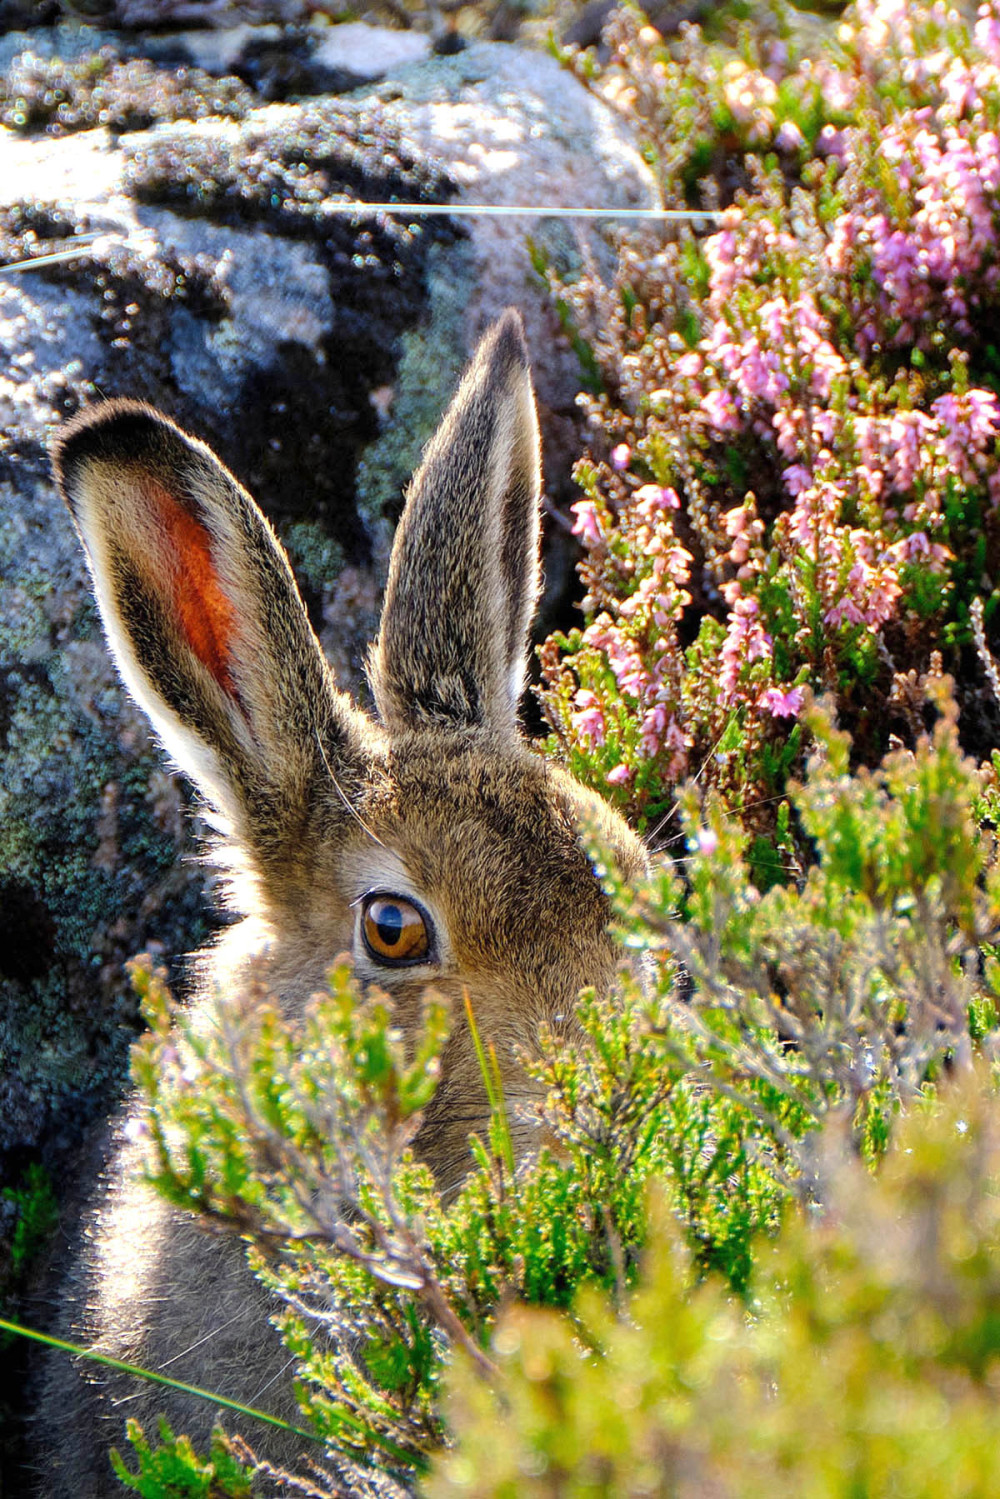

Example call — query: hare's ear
[53,402,361,844]
[368,309,541,740]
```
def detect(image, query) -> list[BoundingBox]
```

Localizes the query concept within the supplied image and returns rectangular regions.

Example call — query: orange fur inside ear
[144,478,238,697]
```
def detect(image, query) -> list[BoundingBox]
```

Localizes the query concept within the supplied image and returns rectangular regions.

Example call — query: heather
[432,1070,1000,1499]
[541,0,1000,839]
[109,672,1000,1495]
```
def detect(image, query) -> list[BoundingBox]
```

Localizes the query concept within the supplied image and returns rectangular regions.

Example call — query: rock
[0,19,654,1301]
[155,22,286,76]
[159,20,434,93]
[361,41,659,525]
[0,45,456,1235]
[312,20,433,82]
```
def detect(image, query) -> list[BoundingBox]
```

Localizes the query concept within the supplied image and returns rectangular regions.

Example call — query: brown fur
[32,312,646,1493]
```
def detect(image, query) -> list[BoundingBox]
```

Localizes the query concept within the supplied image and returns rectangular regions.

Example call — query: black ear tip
[489,308,530,373]
[52,401,184,494]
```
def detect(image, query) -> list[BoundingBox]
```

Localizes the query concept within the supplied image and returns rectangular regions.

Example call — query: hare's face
[260,735,646,1185]
[53,312,646,1188]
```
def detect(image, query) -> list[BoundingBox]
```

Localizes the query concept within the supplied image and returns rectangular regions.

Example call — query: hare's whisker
[314,727,385,848]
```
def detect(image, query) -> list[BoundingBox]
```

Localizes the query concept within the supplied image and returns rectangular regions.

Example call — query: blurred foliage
[1,1164,58,1284]
[430,1070,1000,1497]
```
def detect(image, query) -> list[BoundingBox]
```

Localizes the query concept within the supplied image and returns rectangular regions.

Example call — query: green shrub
[430,1067,1000,1498]
[109,675,1000,1495]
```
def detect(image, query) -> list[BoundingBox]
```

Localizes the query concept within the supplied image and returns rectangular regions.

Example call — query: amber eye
[361,894,431,965]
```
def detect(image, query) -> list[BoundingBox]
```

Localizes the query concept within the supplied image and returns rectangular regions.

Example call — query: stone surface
[160,19,433,89]
[0,4,654,1316]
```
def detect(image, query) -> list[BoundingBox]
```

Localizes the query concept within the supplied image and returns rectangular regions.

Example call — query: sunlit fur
[34,312,647,1491]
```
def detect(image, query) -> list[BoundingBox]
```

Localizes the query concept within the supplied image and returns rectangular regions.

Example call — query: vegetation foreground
[12,1,1000,1493]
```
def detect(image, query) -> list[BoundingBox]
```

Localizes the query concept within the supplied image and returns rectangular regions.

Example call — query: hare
[33,310,646,1493]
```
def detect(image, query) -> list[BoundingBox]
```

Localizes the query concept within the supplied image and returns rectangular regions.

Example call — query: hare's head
[53,311,646,1187]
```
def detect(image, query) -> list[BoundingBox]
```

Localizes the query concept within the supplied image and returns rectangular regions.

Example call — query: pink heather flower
[704,229,737,274]
[696,826,719,856]
[919,398,978,488]
[830,109,1000,349]
[760,686,805,718]
[633,483,681,511]
[585,620,648,699]
[940,58,979,118]
[856,0,913,57]
[825,596,867,628]
[806,340,847,400]
[703,320,740,370]
[582,617,614,650]
[886,533,952,570]
[610,443,631,472]
[570,500,605,547]
[825,215,855,274]
[723,504,754,564]
[775,119,805,153]
[701,388,740,433]
[732,335,788,404]
[773,407,804,458]
[675,352,703,379]
[722,62,778,143]
[571,689,606,748]
[888,410,932,489]
[977,131,1000,194]
[662,718,690,779]
[783,464,812,497]
[812,408,838,444]
[639,701,670,759]
[930,389,1000,485]
[764,38,788,79]
[606,762,631,786]
[853,415,876,462]
[757,296,788,342]
[861,570,902,626]
[824,543,902,630]
[814,62,858,114]
[816,124,847,160]
[718,595,772,703]
[976,5,1000,66]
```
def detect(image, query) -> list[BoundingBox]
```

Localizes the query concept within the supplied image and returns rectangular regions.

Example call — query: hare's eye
[361,894,431,965]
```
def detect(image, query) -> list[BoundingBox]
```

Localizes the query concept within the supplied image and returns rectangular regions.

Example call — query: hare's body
[32,313,645,1493]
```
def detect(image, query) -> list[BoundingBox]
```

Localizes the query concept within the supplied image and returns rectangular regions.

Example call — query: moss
[0,204,231,327]
[123,95,451,229]
[355,237,474,533]
[282,519,345,603]
[0,562,212,1163]
[2,1164,59,1280]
